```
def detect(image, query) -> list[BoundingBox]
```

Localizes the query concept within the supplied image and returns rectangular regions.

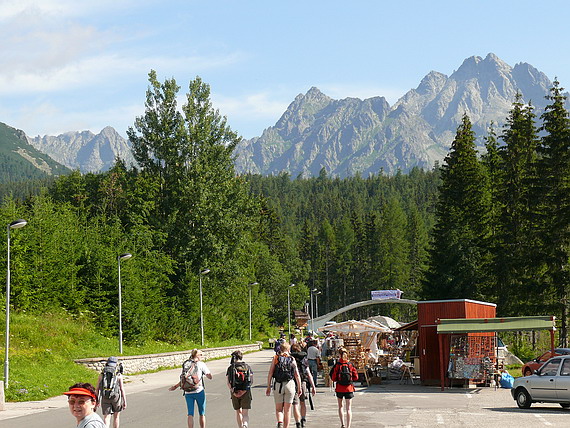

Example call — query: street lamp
[287,283,295,338]
[4,219,27,389]
[247,282,258,341]
[118,253,132,355]
[310,288,318,333]
[199,269,210,346]
[314,291,322,320]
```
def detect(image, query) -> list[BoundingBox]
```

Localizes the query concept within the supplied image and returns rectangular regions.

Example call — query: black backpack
[273,355,294,383]
[180,359,201,392]
[229,361,252,391]
[336,361,354,386]
[292,353,309,382]
[101,363,122,402]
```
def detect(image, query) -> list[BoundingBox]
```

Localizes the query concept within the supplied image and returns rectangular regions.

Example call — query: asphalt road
[3,349,570,427]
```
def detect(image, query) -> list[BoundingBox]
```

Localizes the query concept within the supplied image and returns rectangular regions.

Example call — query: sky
[1,0,570,140]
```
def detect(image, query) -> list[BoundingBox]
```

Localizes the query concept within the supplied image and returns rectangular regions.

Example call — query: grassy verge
[1,311,260,402]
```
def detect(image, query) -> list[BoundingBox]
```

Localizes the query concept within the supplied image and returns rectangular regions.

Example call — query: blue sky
[1,0,569,139]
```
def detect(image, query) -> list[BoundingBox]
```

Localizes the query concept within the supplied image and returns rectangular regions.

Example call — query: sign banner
[371,289,402,300]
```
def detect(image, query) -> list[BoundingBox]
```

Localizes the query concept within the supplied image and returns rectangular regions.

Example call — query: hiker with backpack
[266,341,302,428]
[290,343,316,428]
[169,349,213,428]
[330,348,359,428]
[95,356,126,428]
[226,350,254,428]
[274,332,286,353]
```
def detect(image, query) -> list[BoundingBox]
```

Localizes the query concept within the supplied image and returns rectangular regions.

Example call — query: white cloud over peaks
[213,92,289,121]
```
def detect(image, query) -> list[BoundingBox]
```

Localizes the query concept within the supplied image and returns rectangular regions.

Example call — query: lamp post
[247,282,258,341]
[4,219,27,389]
[199,269,210,346]
[314,291,322,320]
[118,253,132,355]
[287,283,295,338]
[310,288,318,333]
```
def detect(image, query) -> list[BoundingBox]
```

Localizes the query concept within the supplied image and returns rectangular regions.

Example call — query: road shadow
[487,406,570,414]
[353,383,500,395]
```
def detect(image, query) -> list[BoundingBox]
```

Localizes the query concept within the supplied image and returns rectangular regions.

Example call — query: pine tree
[536,80,570,345]
[495,95,540,315]
[423,114,491,299]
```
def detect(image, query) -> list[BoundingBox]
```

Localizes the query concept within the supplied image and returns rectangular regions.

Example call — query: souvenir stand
[318,320,391,386]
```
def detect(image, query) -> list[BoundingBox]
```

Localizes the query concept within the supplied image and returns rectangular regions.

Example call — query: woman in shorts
[169,349,213,428]
[330,348,359,428]
[266,341,302,428]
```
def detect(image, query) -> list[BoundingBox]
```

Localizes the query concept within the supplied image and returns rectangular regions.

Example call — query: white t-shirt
[184,360,211,394]
[307,345,320,360]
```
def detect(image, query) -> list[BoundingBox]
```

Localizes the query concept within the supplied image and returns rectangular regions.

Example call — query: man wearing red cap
[64,382,105,427]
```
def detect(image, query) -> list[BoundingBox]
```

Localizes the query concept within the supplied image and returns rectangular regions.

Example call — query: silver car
[512,355,570,408]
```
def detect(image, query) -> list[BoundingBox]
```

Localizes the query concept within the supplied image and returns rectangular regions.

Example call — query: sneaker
[277,423,283,428]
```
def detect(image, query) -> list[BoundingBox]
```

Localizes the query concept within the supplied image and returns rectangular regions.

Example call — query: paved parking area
[339,382,570,427]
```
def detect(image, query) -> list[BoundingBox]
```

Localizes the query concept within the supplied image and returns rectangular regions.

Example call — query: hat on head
[106,356,118,366]
[63,387,97,401]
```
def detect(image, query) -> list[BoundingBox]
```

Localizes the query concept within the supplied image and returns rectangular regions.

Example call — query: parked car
[521,348,570,376]
[512,355,570,408]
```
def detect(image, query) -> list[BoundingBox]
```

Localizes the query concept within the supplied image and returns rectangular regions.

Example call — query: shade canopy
[318,319,392,334]
[436,316,556,334]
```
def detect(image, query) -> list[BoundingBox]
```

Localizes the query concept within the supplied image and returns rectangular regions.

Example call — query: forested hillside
[2,75,570,347]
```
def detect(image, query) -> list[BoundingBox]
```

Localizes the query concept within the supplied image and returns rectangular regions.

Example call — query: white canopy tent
[318,319,392,357]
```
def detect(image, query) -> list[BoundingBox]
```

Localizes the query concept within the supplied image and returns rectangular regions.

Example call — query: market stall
[318,320,391,385]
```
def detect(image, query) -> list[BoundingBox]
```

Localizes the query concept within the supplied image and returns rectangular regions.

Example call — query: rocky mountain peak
[234,53,568,178]
[28,127,134,173]
[416,71,448,96]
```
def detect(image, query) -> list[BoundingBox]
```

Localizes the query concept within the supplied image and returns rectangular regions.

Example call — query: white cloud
[0,0,143,20]
[2,99,139,137]
[213,92,289,121]
[0,51,244,95]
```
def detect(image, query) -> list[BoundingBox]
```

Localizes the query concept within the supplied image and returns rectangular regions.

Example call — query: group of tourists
[64,334,359,428]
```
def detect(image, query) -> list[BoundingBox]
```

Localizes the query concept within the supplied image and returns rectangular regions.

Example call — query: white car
[512,355,570,409]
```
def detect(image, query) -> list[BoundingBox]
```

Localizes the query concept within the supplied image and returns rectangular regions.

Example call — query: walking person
[291,343,316,427]
[169,349,213,428]
[96,356,127,428]
[266,341,302,428]
[64,382,105,428]
[306,340,320,387]
[226,350,254,428]
[330,348,359,428]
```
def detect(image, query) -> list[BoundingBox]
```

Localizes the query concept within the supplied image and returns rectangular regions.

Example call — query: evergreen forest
[2,73,570,347]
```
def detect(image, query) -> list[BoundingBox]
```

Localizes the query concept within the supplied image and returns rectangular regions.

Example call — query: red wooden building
[417,299,496,385]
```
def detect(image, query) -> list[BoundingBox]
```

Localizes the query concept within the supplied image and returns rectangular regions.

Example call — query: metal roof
[436,316,556,334]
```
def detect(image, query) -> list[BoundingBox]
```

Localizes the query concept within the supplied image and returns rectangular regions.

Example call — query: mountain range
[1,53,568,179]
[234,53,569,176]
[27,126,134,173]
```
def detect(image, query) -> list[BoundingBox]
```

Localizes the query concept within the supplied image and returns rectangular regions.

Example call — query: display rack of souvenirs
[447,335,497,381]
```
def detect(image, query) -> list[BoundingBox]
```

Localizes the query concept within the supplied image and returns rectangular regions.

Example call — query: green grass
[506,364,523,378]
[1,311,259,402]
